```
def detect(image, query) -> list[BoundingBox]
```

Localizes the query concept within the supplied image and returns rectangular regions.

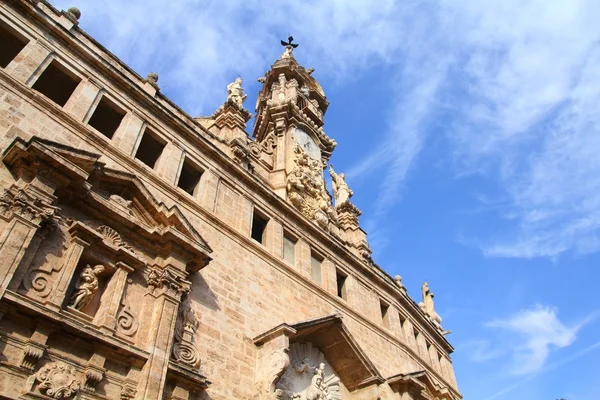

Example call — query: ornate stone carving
[171,300,201,368]
[97,225,134,252]
[286,146,336,230]
[0,186,58,225]
[68,264,104,311]
[146,267,191,296]
[116,303,139,337]
[227,77,248,109]
[25,267,56,298]
[83,366,104,392]
[120,383,137,400]
[35,361,82,399]
[328,165,352,208]
[257,348,291,400]
[278,343,341,400]
[20,342,46,371]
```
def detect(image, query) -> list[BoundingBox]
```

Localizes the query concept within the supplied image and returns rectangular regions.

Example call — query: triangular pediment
[2,137,212,271]
[255,314,384,392]
[387,370,458,400]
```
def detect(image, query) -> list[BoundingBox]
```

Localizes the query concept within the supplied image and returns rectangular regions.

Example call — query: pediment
[255,314,384,392]
[2,137,212,271]
[387,371,457,400]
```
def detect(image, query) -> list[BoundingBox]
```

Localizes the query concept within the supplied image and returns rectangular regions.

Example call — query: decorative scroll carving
[35,361,82,399]
[25,268,56,298]
[20,342,46,371]
[97,225,134,252]
[146,267,191,297]
[0,186,58,225]
[286,146,336,230]
[278,343,342,400]
[257,349,291,400]
[116,303,139,337]
[171,300,201,368]
[68,264,104,310]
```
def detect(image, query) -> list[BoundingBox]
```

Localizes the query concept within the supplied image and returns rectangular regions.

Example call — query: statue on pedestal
[227,77,247,108]
[329,164,353,207]
[69,264,104,310]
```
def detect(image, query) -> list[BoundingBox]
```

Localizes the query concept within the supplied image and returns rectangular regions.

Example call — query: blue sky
[53,0,600,398]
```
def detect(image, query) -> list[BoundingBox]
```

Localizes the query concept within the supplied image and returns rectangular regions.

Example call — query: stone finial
[67,7,81,20]
[226,77,248,109]
[306,68,315,75]
[394,275,402,286]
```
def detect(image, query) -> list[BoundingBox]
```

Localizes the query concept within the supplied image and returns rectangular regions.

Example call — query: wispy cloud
[485,305,581,375]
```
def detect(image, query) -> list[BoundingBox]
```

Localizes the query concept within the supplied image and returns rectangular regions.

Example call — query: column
[48,237,89,310]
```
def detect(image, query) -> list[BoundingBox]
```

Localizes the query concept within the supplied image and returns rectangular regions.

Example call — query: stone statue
[69,264,104,310]
[227,77,247,108]
[329,164,353,207]
[419,281,443,329]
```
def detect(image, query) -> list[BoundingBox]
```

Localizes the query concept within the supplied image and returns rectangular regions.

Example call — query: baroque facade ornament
[328,165,352,208]
[97,225,134,252]
[257,348,291,400]
[35,361,82,399]
[69,264,104,310]
[227,77,248,109]
[171,301,201,368]
[286,146,336,230]
[146,267,191,296]
[277,343,342,400]
[0,186,58,225]
[116,303,139,337]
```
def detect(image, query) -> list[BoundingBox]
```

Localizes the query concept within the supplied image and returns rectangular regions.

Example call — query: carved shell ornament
[277,342,342,400]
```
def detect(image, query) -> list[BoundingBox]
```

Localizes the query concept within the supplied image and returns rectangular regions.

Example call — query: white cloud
[485,305,579,375]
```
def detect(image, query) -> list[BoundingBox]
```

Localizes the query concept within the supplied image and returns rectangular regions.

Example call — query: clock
[294,128,321,160]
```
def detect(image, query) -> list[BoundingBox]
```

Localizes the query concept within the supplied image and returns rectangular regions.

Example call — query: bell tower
[253,38,336,200]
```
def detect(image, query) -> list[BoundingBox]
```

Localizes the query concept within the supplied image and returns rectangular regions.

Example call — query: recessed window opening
[283,234,296,265]
[310,252,323,285]
[135,129,166,169]
[177,157,203,195]
[0,21,29,68]
[336,269,347,299]
[380,301,390,328]
[32,60,81,107]
[251,209,269,244]
[88,95,125,139]
[399,313,407,333]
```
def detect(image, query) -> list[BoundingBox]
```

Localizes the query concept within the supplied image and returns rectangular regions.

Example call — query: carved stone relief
[277,343,342,400]
[146,267,191,297]
[34,361,82,399]
[97,225,134,252]
[256,348,290,400]
[286,146,336,230]
[0,186,58,225]
[171,299,201,368]
[116,302,139,337]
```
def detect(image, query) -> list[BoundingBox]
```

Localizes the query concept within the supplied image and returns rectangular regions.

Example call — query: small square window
[135,128,166,169]
[177,157,203,195]
[251,209,269,244]
[32,60,81,107]
[88,95,126,139]
[283,234,296,265]
[336,269,347,299]
[310,252,322,285]
[0,21,29,68]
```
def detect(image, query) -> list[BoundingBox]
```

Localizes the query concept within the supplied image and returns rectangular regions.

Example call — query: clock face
[294,128,321,160]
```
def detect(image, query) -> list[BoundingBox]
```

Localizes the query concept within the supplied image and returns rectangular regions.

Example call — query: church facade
[0,1,462,400]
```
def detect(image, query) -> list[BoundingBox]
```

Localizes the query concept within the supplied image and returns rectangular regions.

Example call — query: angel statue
[329,164,353,207]
[69,264,105,310]
[227,77,247,108]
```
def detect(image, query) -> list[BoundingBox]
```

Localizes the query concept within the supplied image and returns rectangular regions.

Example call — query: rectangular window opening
[380,301,390,328]
[0,21,29,68]
[88,95,125,139]
[135,128,166,169]
[399,313,407,333]
[251,209,269,244]
[283,234,297,265]
[336,269,347,299]
[32,60,81,107]
[310,252,323,285]
[177,157,203,195]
